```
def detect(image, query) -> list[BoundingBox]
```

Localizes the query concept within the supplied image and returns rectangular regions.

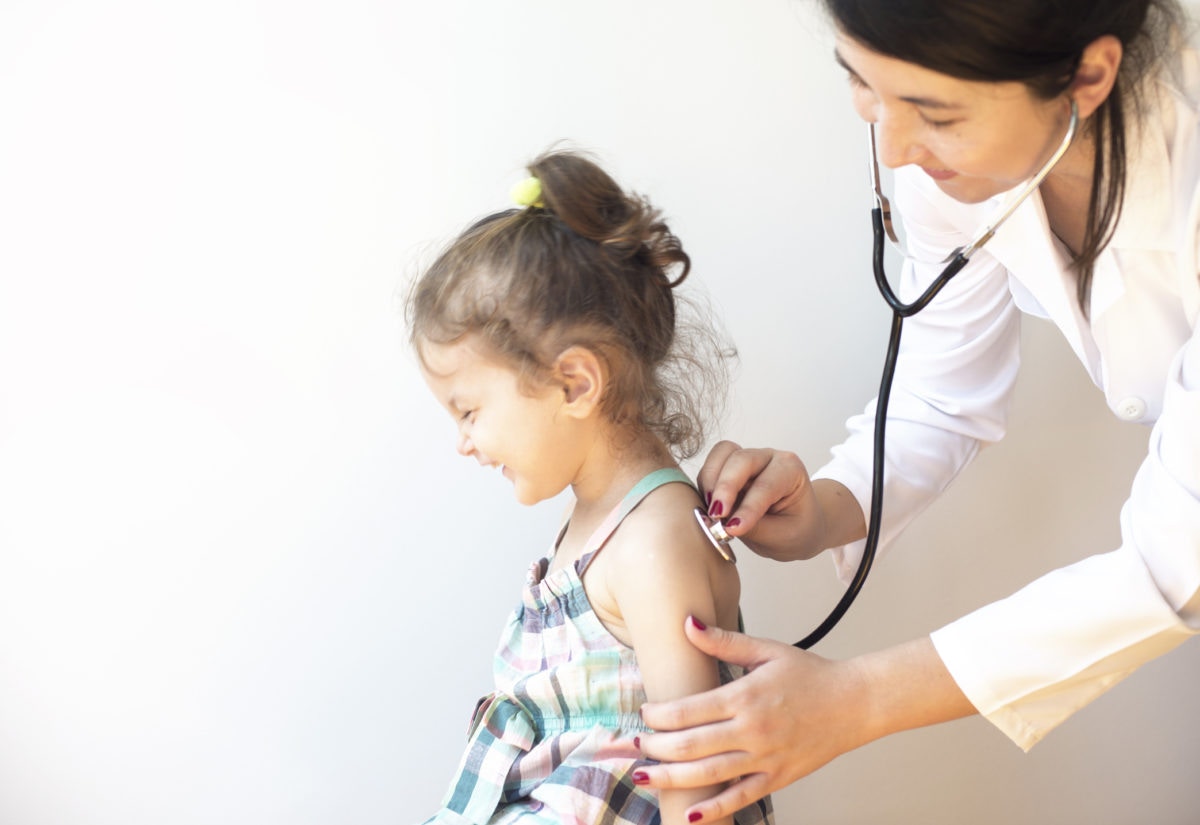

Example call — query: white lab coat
[813,45,1200,750]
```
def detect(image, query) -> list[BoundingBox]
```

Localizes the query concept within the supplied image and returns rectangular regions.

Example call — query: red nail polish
[704,490,712,507]
[632,770,650,785]
[633,736,641,749]
[690,616,708,631]
[708,500,723,518]
[688,813,703,823]
[726,517,742,529]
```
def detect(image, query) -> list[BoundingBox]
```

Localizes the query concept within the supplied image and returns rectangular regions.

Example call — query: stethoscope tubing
[791,99,1077,648]
[794,209,969,649]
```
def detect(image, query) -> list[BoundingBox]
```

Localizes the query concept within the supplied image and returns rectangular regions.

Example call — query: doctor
[634,0,1200,821]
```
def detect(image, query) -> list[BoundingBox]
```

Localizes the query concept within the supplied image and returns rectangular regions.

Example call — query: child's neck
[557,432,674,561]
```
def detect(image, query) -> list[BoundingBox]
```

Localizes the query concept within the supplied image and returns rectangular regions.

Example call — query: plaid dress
[421,468,775,825]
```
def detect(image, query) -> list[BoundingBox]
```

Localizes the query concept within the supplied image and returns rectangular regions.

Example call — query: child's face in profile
[419,336,588,506]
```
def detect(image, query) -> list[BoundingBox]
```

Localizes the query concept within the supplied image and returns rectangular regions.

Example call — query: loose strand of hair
[1075,88,1127,316]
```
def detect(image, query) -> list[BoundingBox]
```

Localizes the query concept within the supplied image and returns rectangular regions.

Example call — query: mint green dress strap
[576,467,696,574]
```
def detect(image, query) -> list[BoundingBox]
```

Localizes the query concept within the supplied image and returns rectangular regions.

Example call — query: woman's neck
[1039,131,1097,256]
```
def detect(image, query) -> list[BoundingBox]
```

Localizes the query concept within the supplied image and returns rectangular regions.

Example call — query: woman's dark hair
[406,149,730,459]
[821,0,1187,312]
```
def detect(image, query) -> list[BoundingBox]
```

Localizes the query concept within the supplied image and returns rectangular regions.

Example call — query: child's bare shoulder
[596,478,742,636]
[607,481,734,581]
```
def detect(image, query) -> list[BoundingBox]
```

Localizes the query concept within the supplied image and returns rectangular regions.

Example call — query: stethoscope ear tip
[692,507,737,563]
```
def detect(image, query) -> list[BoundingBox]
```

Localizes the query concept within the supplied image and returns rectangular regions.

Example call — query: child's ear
[553,346,604,416]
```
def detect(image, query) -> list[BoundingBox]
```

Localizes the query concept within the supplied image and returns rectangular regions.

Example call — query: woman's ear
[1070,35,1123,121]
[553,346,604,417]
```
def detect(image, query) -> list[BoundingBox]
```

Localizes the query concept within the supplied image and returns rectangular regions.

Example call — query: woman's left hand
[636,619,976,822]
[635,620,876,822]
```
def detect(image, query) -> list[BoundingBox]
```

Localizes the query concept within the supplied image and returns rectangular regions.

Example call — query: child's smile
[419,336,590,506]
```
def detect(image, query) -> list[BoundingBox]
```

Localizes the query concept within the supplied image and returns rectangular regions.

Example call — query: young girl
[407,150,774,825]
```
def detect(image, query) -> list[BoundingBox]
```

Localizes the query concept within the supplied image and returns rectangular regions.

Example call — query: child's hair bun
[529,151,691,289]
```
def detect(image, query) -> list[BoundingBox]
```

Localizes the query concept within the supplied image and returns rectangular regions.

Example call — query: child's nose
[456,430,474,457]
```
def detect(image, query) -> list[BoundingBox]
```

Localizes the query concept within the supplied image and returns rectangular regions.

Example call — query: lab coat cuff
[930,624,1044,751]
[930,549,1196,752]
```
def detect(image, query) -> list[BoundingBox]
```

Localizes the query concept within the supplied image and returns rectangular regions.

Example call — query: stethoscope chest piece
[693,508,737,563]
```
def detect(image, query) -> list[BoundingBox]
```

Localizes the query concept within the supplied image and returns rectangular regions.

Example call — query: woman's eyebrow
[833,48,963,110]
[833,50,862,81]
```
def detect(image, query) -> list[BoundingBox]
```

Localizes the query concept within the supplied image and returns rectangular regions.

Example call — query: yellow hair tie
[510,176,544,209]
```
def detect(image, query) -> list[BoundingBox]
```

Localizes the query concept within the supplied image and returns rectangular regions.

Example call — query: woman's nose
[873,113,924,169]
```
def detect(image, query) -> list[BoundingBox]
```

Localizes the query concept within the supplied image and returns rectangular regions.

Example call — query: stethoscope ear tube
[793,101,1071,647]
[794,208,969,649]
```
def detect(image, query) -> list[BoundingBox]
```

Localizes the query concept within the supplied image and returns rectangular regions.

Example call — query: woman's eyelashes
[919,112,960,129]
[843,69,961,130]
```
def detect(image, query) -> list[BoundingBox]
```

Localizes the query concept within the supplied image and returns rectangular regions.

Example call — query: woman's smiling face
[835,33,1074,204]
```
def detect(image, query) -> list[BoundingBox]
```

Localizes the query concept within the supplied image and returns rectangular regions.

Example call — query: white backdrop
[1,2,1197,824]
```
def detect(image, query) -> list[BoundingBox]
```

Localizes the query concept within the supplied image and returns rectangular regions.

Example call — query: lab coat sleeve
[812,170,1022,582]
[930,320,1200,750]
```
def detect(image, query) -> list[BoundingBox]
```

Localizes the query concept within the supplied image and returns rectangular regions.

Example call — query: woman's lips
[922,167,958,181]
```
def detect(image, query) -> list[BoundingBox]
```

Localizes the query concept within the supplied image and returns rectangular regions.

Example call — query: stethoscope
[695,98,1079,649]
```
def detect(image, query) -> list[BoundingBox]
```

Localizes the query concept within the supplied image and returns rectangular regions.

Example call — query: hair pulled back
[821,0,1187,311]
[407,149,728,459]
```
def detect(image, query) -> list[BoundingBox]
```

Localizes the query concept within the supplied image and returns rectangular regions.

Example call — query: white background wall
[1,2,1197,823]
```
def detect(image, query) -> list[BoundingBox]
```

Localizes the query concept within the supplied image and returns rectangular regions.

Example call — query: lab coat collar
[985,193,1103,382]
[980,99,1178,367]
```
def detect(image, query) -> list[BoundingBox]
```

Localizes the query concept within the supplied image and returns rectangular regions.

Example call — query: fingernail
[708,500,723,518]
[690,615,708,631]
[688,813,703,823]
[704,490,712,507]
[726,517,742,529]
[632,770,650,785]
[633,736,641,749]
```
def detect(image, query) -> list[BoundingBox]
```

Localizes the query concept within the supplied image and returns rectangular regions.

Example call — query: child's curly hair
[406,148,731,460]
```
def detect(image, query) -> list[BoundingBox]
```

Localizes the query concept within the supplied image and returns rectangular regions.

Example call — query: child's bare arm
[603,489,740,825]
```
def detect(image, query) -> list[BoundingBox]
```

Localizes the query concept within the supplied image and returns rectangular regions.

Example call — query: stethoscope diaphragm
[692,508,737,563]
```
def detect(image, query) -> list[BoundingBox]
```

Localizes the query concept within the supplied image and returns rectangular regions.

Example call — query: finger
[638,621,763,732]
[695,440,742,501]
[724,450,808,537]
[704,447,775,522]
[639,622,784,734]
[684,774,774,825]
[681,615,784,672]
[639,677,739,734]
[633,747,748,790]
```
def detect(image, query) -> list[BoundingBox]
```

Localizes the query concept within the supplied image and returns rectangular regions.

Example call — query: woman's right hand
[697,441,865,562]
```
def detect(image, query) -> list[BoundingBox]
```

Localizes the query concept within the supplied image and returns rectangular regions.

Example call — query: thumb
[684,616,779,671]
